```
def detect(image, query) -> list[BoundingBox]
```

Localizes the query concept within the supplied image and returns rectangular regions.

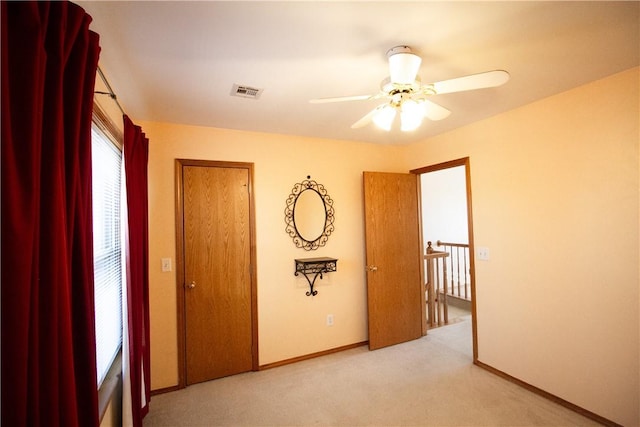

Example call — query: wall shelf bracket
[294,257,338,296]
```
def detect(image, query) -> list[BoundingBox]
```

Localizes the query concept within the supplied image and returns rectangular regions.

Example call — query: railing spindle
[451,246,455,296]
[455,247,460,297]
[463,247,468,299]
[442,257,448,323]
[435,257,441,325]
[436,240,471,302]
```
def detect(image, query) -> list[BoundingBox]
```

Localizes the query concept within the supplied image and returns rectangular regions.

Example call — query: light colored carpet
[144,315,600,426]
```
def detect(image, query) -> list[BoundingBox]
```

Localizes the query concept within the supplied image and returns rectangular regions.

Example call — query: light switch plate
[477,247,490,261]
[161,258,172,272]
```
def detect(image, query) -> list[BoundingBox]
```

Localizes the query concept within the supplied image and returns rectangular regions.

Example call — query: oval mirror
[294,189,326,242]
[284,177,335,250]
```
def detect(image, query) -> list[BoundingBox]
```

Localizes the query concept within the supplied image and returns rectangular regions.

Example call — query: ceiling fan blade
[422,100,451,121]
[351,106,382,129]
[309,94,375,104]
[432,70,510,95]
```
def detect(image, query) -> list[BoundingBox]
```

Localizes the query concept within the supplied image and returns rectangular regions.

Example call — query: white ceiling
[80,1,639,145]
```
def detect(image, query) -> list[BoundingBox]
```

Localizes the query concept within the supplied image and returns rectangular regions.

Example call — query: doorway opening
[411,157,478,361]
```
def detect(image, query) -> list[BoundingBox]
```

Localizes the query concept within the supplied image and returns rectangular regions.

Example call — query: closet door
[180,162,255,385]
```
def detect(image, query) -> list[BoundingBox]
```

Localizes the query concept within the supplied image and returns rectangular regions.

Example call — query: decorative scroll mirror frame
[284,176,335,250]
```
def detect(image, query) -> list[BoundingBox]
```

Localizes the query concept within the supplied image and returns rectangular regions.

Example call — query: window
[91,125,123,387]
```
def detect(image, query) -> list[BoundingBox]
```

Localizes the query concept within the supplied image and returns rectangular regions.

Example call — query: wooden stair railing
[425,243,450,328]
[436,240,471,301]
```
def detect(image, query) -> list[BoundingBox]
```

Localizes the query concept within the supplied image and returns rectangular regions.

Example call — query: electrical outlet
[477,247,490,261]
[161,258,172,272]
[326,314,334,326]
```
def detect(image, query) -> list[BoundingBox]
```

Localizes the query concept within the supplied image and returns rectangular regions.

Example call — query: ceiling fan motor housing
[387,46,422,85]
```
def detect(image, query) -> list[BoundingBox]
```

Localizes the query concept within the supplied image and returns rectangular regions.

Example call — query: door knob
[366,266,378,272]
[186,281,196,289]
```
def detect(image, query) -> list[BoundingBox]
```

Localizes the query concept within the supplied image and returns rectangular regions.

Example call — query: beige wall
[142,124,404,388]
[400,67,639,426]
[138,66,638,426]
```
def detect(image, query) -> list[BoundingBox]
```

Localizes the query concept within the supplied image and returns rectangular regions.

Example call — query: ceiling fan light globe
[400,117,422,132]
[372,105,396,131]
[389,52,422,85]
[400,100,425,131]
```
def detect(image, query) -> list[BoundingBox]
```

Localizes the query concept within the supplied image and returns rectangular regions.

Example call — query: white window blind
[91,126,123,387]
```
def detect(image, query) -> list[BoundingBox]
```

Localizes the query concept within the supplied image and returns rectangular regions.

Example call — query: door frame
[411,157,478,362]
[174,159,259,388]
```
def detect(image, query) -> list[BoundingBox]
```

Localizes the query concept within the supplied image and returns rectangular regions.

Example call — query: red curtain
[123,115,151,426]
[1,2,101,426]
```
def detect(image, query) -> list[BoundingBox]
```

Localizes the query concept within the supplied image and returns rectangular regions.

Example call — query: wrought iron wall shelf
[294,257,338,296]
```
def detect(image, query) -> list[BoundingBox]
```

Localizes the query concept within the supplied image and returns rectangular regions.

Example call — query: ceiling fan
[310,46,510,132]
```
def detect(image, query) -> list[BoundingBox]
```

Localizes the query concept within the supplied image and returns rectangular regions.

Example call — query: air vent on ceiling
[231,84,263,100]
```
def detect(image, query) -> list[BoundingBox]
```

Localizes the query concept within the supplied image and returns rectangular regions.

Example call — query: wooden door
[182,164,254,385]
[363,172,423,350]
